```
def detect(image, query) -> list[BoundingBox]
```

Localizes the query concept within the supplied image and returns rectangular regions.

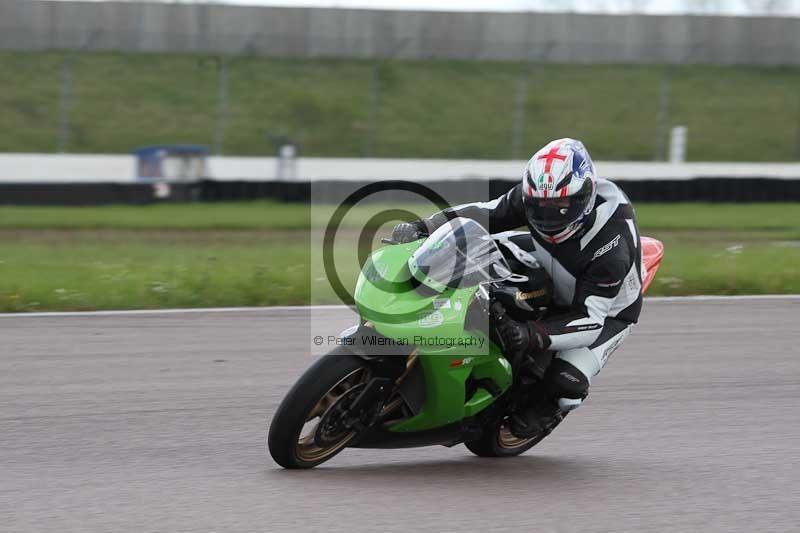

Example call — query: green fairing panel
[354,242,513,432]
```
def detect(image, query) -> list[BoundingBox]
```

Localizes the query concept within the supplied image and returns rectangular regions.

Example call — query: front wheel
[268,348,369,469]
[464,414,564,458]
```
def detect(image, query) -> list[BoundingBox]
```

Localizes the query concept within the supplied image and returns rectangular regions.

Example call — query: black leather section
[544,358,590,400]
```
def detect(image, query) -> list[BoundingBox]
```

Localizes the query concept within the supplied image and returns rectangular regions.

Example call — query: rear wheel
[464,413,564,458]
[268,348,369,469]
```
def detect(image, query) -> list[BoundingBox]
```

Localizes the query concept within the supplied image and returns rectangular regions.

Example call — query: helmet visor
[524,180,593,235]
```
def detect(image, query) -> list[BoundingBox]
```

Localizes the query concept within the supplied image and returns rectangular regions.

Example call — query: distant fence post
[511,41,553,160]
[213,57,230,156]
[364,64,380,157]
[364,39,409,157]
[57,30,99,153]
[653,66,673,162]
[211,36,258,156]
[655,38,705,161]
[510,70,528,160]
[795,92,800,160]
[57,53,75,153]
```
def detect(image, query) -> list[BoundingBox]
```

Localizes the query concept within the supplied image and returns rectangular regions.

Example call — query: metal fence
[3,33,799,163]
[3,2,800,162]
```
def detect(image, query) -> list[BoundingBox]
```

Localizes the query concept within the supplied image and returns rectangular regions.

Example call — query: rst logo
[592,234,621,261]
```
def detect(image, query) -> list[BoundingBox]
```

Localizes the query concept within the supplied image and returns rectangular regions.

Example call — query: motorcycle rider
[391,138,642,438]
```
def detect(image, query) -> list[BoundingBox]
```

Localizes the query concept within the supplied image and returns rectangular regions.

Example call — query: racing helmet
[521,138,598,244]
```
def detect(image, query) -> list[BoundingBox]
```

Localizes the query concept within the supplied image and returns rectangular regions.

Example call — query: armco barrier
[1,178,799,206]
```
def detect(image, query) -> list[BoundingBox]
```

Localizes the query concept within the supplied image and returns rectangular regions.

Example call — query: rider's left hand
[497,318,551,355]
[391,221,425,244]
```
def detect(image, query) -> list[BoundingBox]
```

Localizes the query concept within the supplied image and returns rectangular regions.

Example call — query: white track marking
[0,295,797,318]
[645,295,800,302]
[0,305,350,318]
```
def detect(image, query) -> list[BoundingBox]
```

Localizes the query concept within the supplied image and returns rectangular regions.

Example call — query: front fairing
[353,241,513,431]
[354,240,474,344]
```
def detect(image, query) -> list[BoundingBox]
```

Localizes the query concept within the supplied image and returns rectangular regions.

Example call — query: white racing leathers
[420,179,642,409]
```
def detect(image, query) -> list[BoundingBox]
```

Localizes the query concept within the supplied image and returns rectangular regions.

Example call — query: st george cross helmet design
[521,138,598,244]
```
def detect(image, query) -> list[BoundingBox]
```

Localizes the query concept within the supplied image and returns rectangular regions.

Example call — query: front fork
[342,376,395,432]
[328,325,418,437]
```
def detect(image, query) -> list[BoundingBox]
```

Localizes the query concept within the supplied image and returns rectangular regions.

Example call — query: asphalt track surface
[2,297,799,532]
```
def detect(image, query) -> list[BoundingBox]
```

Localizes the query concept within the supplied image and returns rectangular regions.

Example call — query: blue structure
[133,145,209,181]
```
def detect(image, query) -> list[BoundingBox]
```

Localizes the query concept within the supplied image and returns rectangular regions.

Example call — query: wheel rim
[294,367,367,463]
[496,420,537,450]
[496,411,567,450]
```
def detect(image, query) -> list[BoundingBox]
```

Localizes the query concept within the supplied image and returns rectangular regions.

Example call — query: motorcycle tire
[268,347,369,469]
[464,414,563,458]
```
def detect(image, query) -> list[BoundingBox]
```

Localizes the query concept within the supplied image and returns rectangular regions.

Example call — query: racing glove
[391,221,426,243]
[497,318,551,356]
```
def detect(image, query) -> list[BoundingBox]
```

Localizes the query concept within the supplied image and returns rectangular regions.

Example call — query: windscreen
[408,217,511,292]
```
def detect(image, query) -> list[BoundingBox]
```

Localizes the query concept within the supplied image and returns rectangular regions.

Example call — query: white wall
[2,153,799,183]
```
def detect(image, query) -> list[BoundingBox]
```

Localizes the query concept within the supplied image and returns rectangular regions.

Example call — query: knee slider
[545,359,589,400]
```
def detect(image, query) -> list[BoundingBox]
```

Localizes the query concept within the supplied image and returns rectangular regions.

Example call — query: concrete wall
[3,153,800,183]
[1,0,799,65]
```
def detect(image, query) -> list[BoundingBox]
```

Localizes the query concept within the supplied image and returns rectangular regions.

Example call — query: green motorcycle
[268,217,570,469]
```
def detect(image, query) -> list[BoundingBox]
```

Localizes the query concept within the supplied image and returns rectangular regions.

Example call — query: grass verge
[2,51,800,161]
[0,203,798,311]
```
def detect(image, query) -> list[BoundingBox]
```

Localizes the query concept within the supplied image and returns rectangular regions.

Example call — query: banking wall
[2,1,799,65]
